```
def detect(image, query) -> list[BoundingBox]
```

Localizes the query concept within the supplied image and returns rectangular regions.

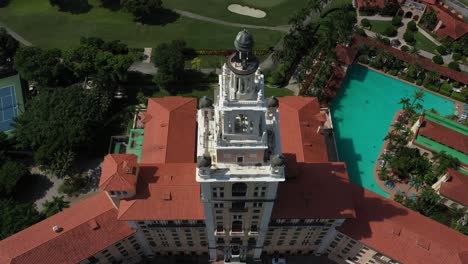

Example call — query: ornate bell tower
[196,30,285,263]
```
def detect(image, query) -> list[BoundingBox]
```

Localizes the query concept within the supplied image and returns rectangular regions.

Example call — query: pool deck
[373,110,415,199]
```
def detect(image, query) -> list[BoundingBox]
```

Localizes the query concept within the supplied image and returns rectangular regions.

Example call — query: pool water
[331,64,455,197]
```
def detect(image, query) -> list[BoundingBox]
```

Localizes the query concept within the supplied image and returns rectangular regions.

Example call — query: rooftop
[278,96,329,163]
[440,168,468,206]
[99,154,138,191]
[0,192,135,264]
[339,184,468,264]
[432,4,468,40]
[272,162,356,219]
[117,163,205,221]
[140,97,197,164]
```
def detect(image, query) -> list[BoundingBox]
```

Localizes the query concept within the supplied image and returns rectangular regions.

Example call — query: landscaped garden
[0,0,284,49]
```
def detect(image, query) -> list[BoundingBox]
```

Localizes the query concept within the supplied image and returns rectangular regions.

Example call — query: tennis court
[0,74,24,133]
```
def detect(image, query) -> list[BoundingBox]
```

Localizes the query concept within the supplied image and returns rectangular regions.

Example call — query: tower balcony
[229,229,245,236]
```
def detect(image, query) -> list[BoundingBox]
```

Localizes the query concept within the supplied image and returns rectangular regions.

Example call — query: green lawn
[0,0,284,49]
[414,31,439,53]
[163,0,310,26]
[368,20,393,35]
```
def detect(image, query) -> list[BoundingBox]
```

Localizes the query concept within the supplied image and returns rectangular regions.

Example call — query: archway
[405,11,413,18]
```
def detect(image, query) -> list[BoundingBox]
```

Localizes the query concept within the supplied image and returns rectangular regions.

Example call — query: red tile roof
[417,119,468,154]
[140,97,197,164]
[117,163,204,220]
[278,96,329,163]
[272,162,356,219]
[0,192,135,264]
[440,169,468,206]
[99,154,138,191]
[339,184,468,264]
[432,5,468,40]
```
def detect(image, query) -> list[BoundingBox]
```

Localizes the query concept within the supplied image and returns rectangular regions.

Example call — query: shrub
[403,32,415,44]
[388,69,398,75]
[58,176,88,196]
[440,81,452,92]
[452,81,460,88]
[401,45,409,52]
[407,21,418,32]
[382,38,391,46]
[439,89,452,96]
[355,28,367,36]
[392,16,403,27]
[383,26,397,37]
[451,91,465,102]
[415,79,423,86]
[452,52,462,61]
[358,54,369,64]
[361,18,371,28]
[448,61,460,71]
[436,45,448,55]
[432,55,443,65]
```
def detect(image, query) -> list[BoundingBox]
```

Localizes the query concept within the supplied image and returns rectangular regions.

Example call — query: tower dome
[234,29,254,53]
[197,155,212,168]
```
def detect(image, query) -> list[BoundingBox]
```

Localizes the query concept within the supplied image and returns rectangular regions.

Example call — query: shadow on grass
[141,8,180,26]
[54,0,93,14]
[0,0,10,8]
[99,0,121,11]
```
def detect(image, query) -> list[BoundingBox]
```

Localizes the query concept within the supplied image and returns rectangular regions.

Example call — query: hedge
[451,92,465,102]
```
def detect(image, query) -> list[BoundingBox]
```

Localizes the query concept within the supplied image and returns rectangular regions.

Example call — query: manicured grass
[0,0,284,49]
[153,85,293,98]
[414,31,439,53]
[368,20,393,35]
[162,0,309,26]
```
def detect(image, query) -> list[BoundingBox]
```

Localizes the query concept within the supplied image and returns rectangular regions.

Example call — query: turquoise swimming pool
[331,64,455,197]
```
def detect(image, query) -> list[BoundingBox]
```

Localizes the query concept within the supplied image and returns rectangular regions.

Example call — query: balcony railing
[214,228,226,236]
[229,229,244,236]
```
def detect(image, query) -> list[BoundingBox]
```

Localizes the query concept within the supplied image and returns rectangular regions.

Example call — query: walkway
[173,9,290,32]
[0,21,32,46]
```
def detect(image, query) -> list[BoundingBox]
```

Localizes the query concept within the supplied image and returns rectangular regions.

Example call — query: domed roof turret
[234,29,254,53]
[271,154,285,167]
[197,155,212,168]
[267,96,279,108]
[198,96,213,109]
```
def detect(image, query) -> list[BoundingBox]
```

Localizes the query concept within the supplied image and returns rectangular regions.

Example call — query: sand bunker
[228,4,266,18]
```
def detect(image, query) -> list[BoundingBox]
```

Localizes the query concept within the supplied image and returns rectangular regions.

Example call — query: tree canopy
[0,161,30,197]
[122,0,162,21]
[153,40,187,93]
[42,196,70,217]
[0,28,19,74]
[0,199,43,239]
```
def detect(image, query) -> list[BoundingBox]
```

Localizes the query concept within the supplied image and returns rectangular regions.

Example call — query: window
[212,187,224,198]
[237,156,244,163]
[214,202,224,208]
[231,221,243,232]
[232,201,245,210]
[232,183,247,197]
[253,202,263,208]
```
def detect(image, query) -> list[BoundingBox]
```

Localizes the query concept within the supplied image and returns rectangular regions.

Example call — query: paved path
[0,21,32,46]
[417,25,441,46]
[173,9,290,32]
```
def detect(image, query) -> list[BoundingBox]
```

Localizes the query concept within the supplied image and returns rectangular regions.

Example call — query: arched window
[232,183,247,197]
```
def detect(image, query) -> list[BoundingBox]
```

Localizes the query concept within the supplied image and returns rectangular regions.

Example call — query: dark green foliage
[49,0,91,14]
[152,40,186,93]
[388,146,431,181]
[451,91,465,102]
[382,37,390,45]
[0,161,29,197]
[381,1,400,16]
[400,45,409,52]
[403,32,415,44]
[14,86,107,171]
[122,0,162,22]
[436,45,448,55]
[407,20,418,32]
[392,16,402,27]
[58,176,88,196]
[448,61,460,71]
[14,47,76,87]
[432,55,443,64]
[361,18,371,28]
[0,28,19,73]
[383,26,397,37]
[420,7,438,30]
[0,199,43,239]
[452,52,462,61]
[355,28,366,36]
[42,196,70,217]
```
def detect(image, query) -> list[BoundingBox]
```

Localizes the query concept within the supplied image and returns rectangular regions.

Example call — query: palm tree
[42,196,70,217]
[398,97,411,111]
[308,0,324,14]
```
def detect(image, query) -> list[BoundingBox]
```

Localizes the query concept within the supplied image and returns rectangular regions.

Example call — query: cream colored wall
[79,234,143,264]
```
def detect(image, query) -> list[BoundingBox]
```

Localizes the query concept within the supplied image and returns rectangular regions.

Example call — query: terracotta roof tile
[440,169,468,206]
[417,119,468,154]
[140,97,197,164]
[99,154,138,191]
[279,96,329,163]
[273,162,356,219]
[432,5,468,40]
[339,184,468,264]
[117,163,204,220]
[0,192,135,264]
